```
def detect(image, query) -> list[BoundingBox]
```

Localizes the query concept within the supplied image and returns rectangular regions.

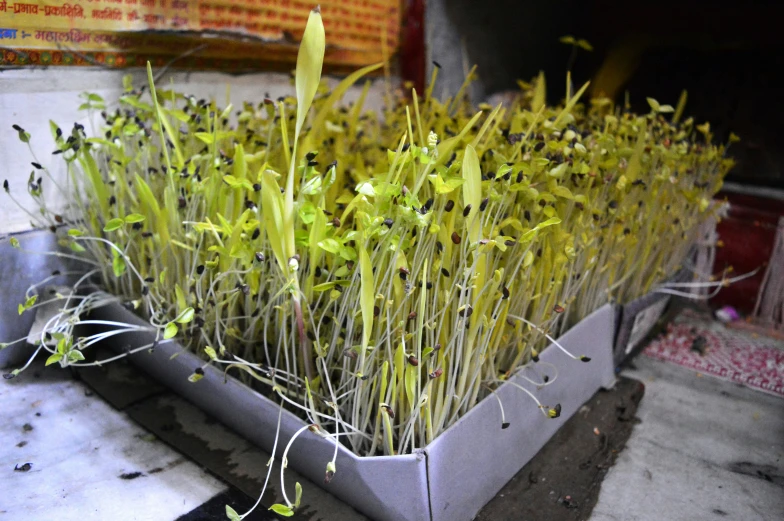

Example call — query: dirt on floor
[475,376,645,521]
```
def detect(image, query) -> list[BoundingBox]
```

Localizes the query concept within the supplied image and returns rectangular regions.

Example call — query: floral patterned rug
[644,309,784,397]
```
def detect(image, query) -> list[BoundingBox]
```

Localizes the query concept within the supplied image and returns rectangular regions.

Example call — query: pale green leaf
[163,322,178,340]
[175,307,195,324]
[294,8,326,138]
[359,243,374,350]
[225,505,241,521]
[45,353,63,366]
[124,213,146,223]
[269,504,294,517]
[295,482,303,509]
[104,218,124,232]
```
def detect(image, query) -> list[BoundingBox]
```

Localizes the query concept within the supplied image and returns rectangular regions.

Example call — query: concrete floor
[591,356,784,521]
[2,336,783,520]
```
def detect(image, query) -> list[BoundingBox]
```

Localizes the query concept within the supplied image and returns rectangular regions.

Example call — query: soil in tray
[475,375,645,521]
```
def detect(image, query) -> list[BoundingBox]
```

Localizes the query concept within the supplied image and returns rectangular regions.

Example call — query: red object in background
[400,0,426,94]
[712,192,783,314]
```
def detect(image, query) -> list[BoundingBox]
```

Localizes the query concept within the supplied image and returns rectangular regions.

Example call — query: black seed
[441,268,450,277]
[253,183,261,192]
[132,222,142,230]
[608,200,618,209]
[502,286,510,299]
[436,241,443,253]
[12,124,22,131]
[424,198,434,211]
[516,172,523,183]
[251,228,260,240]
[196,265,205,275]
[14,463,32,472]
[501,422,510,429]
[451,231,461,244]
[480,198,489,211]
[31,162,42,170]
[524,210,531,221]
[383,218,394,227]
[178,196,186,209]
[432,60,442,68]
[445,200,455,212]
[407,355,419,366]
[195,367,204,375]
[142,286,149,296]
[534,142,545,152]
[463,204,472,217]
[144,277,154,283]
[458,305,473,317]
[142,232,153,238]
[580,356,591,363]
[2,180,8,191]
[307,160,319,167]
[108,195,116,206]
[543,375,549,383]
[255,252,265,262]
[373,305,380,317]
[402,144,410,152]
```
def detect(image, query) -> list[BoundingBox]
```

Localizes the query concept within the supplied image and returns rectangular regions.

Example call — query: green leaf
[70,242,86,253]
[204,346,218,360]
[18,295,37,315]
[10,237,20,249]
[175,284,186,311]
[194,132,215,145]
[67,229,84,237]
[646,97,661,112]
[576,39,593,51]
[18,130,31,143]
[532,71,546,113]
[294,8,325,139]
[163,323,178,340]
[112,252,126,278]
[124,213,146,224]
[269,504,294,517]
[318,238,341,254]
[175,307,195,324]
[67,350,85,363]
[45,353,63,366]
[551,185,574,199]
[103,218,125,232]
[225,505,241,521]
[462,145,482,243]
[188,372,204,383]
[428,174,465,194]
[359,244,374,351]
[295,482,303,509]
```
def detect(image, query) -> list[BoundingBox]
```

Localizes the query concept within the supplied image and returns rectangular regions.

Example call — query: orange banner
[0,0,400,69]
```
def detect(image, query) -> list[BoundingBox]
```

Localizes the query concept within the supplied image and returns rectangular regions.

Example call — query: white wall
[0,68,386,236]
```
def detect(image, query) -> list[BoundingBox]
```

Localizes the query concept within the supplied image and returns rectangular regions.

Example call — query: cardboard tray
[91,303,616,521]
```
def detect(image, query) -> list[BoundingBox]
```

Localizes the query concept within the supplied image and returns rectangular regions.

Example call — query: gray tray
[613,268,693,366]
[91,303,616,521]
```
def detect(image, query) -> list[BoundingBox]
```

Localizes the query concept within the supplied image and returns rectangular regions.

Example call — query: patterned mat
[643,309,784,397]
